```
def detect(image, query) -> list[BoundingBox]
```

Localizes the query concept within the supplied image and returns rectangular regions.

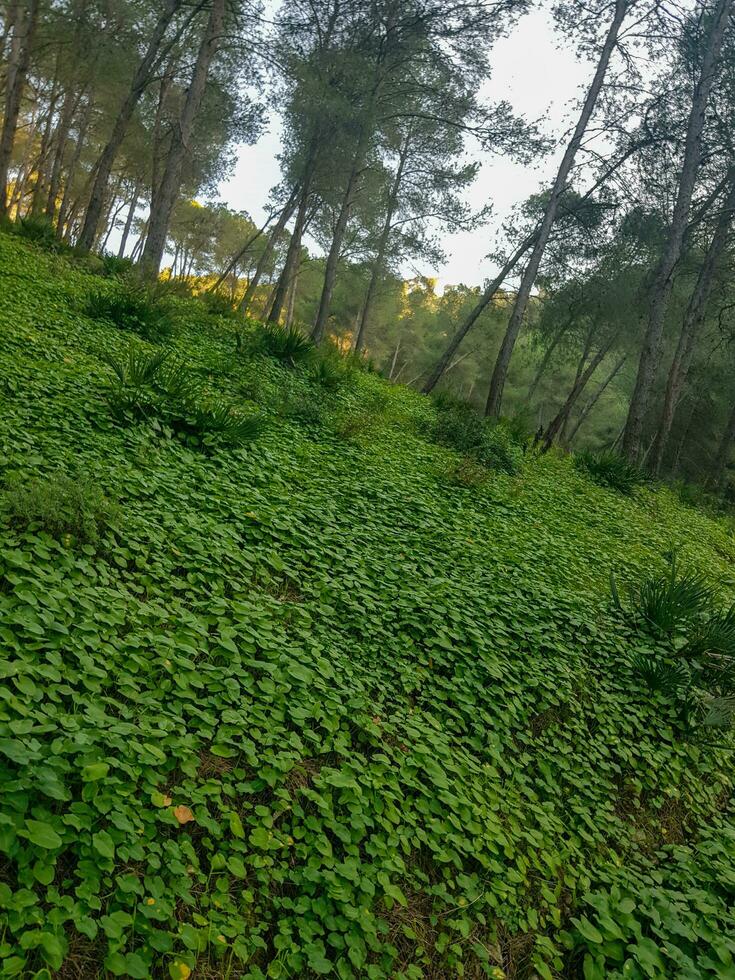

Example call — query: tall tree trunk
[45,88,84,219]
[713,399,735,490]
[388,337,401,380]
[311,128,371,343]
[55,107,89,237]
[650,171,735,475]
[210,183,300,295]
[622,0,733,461]
[566,353,627,443]
[30,65,62,217]
[0,0,40,216]
[117,182,141,258]
[543,334,617,448]
[354,135,410,352]
[6,103,39,215]
[285,263,299,328]
[77,0,182,252]
[527,320,571,401]
[484,0,629,419]
[267,172,314,323]
[140,0,226,275]
[422,235,536,394]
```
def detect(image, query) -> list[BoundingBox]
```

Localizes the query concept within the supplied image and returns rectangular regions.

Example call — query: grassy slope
[0,232,734,980]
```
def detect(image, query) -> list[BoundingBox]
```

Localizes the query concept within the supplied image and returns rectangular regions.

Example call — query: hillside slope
[0,232,734,980]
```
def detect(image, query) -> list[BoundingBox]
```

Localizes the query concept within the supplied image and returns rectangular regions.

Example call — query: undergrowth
[0,231,734,980]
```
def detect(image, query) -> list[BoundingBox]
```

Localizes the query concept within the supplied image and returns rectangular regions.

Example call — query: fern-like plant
[257,323,314,366]
[634,562,711,636]
[86,285,173,342]
[631,654,689,694]
[574,450,645,495]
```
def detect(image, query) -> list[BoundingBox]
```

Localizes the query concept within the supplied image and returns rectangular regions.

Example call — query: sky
[218,5,593,289]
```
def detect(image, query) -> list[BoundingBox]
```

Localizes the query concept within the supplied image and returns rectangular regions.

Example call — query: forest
[2,0,735,488]
[2,2,735,979]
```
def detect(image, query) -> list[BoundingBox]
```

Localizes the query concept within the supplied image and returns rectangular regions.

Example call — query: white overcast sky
[218,5,592,287]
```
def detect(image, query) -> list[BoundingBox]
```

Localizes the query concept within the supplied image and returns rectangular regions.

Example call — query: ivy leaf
[23,820,62,850]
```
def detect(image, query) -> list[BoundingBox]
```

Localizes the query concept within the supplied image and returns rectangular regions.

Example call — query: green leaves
[81,762,110,782]
[0,230,734,980]
[22,820,62,850]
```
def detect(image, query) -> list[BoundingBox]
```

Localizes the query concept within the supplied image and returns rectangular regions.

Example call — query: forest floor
[1,230,734,980]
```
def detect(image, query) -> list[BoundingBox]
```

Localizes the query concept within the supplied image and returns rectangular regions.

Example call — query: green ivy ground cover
[0,232,734,979]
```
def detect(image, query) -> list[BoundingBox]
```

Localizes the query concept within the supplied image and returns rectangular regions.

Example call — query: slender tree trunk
[713,399,735,490]
[0,0,40,216]
[566,353,627,443]
[422,235,536,394]
[527,320,570,401]
[55,107,89,237]
[622,0,733,461]
[650,172,735,475]
[285,263,299,327]
[7,104,39,214]
[130,219,148,261]
[267,171,314,323]
[30,67,62,217]
[100,191,126,252]
[311,128,371,343]
[117,182,140,258]
[354,135,410,352]
[45,89,84,218]
[140,0,226,275]
[77,0,182,252]
[485,0,629,419]
[543,334,616,448]
[211,184,299,295]
[388,337,401,380]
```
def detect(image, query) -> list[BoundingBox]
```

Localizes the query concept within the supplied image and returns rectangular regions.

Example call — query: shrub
[199,290,237,318]
[13,215,65,252]
[86,284,173,342]
[2,473,118,546]
[98,253,135,279]
[280,390,327,427]
[430,397,519,474]
[333,408,378,442]
[633,562,712,636]
[574,449,645,495]
[101,345,262,449]
[308,352,353,391]
[442,456,489,488]
[256,323,314,366]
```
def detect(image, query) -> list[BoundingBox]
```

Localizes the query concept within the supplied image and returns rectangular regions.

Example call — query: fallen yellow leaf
[173,805,195,825]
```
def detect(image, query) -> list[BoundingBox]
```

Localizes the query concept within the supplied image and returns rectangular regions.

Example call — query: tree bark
[566,353,627,443]
[543,333,617,449]
[55,106,89,237]
[622,0,734,461]
[650,171,735,475]
[0,0,40,216]
[484,0,629,419]
[354,135,410,352]
[311,127,371,343]
[422,234,536,394]
[117,182,141,258]
[77,0,182,252]
[140,0,227,276]
[267,172,314,323]
[210,183,300,296]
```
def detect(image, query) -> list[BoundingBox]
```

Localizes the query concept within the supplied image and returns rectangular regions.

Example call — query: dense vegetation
[3,0,735,490]
[1,232,735,978]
